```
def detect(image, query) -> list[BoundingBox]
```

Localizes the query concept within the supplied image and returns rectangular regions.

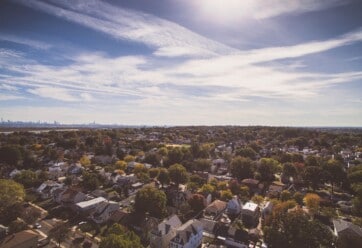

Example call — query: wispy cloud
[28,87,79,102]
[188,0,347,22]
[14,0,235,57]
[0,33,51,50]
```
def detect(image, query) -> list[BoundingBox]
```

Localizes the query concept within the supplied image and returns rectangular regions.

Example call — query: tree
[134,186,166,217]
[21,207,41,225]
[303,193,320,215]
[115,160,127,171]
[235,147,257,160]
[230,156,255,180]
[252,195,264,205]
[188,194,205,212]
[193,159,211,171]
[100,224,142,248]
[303,166,322,190]
[0,179,25,213]
[79,155,91,167]
[82,172,100,191]
[324,159,346,194]
[258,158,281,182]
[48,223,70,247]
[220,189,233,201]
[157,168,170,187]
[14,170,38,188]
[264,207,335,248]
[168,163,188,187]
[199,183,215,195]
[149,168,160,178]
[0,145,22,166]
[280,190,292,202]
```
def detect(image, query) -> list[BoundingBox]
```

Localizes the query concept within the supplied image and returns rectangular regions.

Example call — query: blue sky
[0,0,361,126]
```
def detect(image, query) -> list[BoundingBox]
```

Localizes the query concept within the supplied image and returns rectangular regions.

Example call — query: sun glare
[193,0,254,24]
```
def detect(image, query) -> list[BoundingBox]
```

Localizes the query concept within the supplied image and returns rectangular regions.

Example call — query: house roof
[153,214,182,236]
[76,197,106,209]
[241,178,259,185]
[333,219,362,237]
[205,200,227,213]
[171,219,202,245]
[0,230,39,248]
[242,202,258,212]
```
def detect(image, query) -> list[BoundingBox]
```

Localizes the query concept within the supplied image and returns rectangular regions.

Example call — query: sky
[0,0,361,126]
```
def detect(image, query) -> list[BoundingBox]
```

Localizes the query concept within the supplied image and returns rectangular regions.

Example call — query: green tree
[258,158,281,182]
[0,179,25,213]
[230,156,255,180]
[303,166,322,190]
[157,168,170,188]
[264,208,335,248]
[149,168,160,178]
[199,183,215,195]
[100,224,143,248]
[220,189,233,201]
[0,145,22,166]
[168,163,188,187]
[134,186,166,217]
[193,159,211,171]
[280,190,292,202]
[82,172,100,191]
[14,170,38,188]
[324,159,346,194]
[48,223,70,247]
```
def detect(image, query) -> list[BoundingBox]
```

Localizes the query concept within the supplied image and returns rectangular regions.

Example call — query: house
[36,181,63,199]
[48,162,66,179]
[91,201,120,224]
[67,163,83,175]
[262,201,273,219]
[76,197,107,213]
[169,219,203,248]
[211,158,228,174]
[226,196,242,216]
[241,179,264,195]
[333,219,362,246]
[200,218,219,238]
[0,230,39,248]
[9,169,21,179]
[55,188,86,207]
[0,224,8,240]
[266,182,285,198]
[241,202,260,227]
[204,200,227,220]
[150,215,182,248]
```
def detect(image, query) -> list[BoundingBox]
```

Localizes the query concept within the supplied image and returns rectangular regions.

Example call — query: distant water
[0,129,79,134]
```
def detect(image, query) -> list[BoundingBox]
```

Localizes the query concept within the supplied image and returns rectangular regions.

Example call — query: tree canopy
[134,186,166,217]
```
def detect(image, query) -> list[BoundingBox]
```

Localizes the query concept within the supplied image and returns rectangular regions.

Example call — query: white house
[241,202,260,227]
[76,197,107,212]
[169,219,203,248]
[150,215,182,248]
[36,181,63,199]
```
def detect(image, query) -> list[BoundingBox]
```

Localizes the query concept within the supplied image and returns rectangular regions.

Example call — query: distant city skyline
[0,0,361,126]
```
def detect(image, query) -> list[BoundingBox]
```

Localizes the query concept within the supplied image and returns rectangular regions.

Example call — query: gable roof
[205,200,227,213]
[333,219,362,237]
[0,230,39,248]
[152,214,182,236]
[171,219,202,245]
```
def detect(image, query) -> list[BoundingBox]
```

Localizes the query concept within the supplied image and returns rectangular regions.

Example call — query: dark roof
[0,230,39,248]
[333,219,362,237]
